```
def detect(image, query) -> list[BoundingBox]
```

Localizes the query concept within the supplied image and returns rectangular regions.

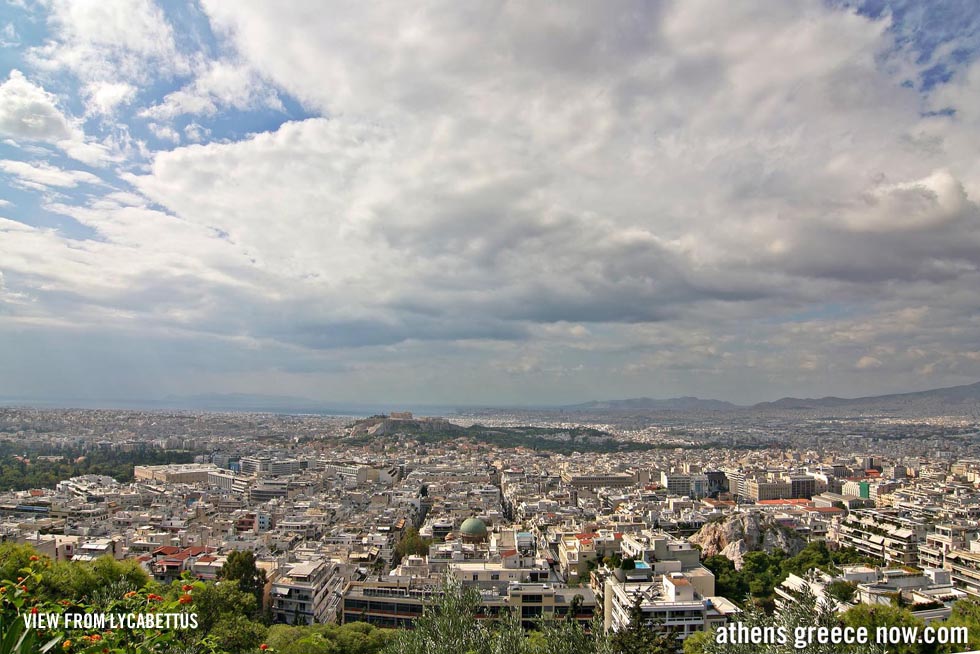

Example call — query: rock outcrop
[349,415,460,437]
[689,512,806,569]
[719,540,749,569]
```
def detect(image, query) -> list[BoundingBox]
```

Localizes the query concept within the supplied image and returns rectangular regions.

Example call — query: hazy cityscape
[4,0,980,652]
[0,381,979,651]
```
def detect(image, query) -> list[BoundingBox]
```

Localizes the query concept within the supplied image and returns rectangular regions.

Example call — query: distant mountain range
[752,380,980,412]
[565,396,739,411]
[567,380,980,414]
[5,381,980,416]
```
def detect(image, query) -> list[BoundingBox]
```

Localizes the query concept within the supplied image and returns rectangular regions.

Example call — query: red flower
[31,607,38,614]
[260,645,269,651]
[181,584,194,592]
[124,591,138,599]
[178,594,193,605]
[29,555,39,562]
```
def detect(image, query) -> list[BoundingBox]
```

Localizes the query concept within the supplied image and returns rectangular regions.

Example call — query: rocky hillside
[689,512,806,569]
[349,415,460,437]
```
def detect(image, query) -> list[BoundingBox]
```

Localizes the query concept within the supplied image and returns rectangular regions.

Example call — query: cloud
[844,170,972,232]
[56,138,115,166]
[0,70,114,165]
[0,70,74,141]
[83,81,137,117]
[0,159,102,189]
[147,122,180,144]
[141,59,282,120]
[183,122,210,142]
[0,23,20,48]
[3,0,980,403]
[29,0,186,87]
[856,355,884,370]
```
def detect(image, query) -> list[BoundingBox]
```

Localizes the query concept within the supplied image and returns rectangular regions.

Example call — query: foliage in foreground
[382,577,672,654]
[0,543,391,654]
[683,583,980,654]
[9,541,980,654]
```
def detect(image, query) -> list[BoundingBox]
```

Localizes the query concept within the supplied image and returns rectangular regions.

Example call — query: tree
[332,623,394,654]
[209,613,268,654]
[824,580,857,605]
[689,596,935,654]
[493,609,530,654]
[530,613,602,654]
[219,550,267,617]
[265,622,393,654]
[937,597,980,653]
[1,554,219,654]
[840,603,931,654]
[383,576,490,654]
[683,630,714,654]
[703,555,750,604]
[192,578,260,634]
[609,597,675,654]
[0,544,39,585]
[394,528,432,565]
[35,555,151,606]
[380,576,619,654]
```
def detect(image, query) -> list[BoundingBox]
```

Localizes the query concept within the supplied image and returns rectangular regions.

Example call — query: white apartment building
[602,566,737,646]
[271,559,341,625]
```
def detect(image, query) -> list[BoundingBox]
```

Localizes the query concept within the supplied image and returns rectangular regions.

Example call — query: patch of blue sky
[920,63,954,89]
[0,39,22,74]
[157,0,221,59]
[123,93,315,151]
[0,186,102,241]
[0,137,44,160]
[0,3,42,40]
[2,142,116,184]
[832,0,980,91]
[194,97,316,142]
[125,75,199,121]
[0,140,118,240]
[0,6,44,78]
[114,76,314,149]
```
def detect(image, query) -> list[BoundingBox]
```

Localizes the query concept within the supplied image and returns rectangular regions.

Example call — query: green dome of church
[460,517,488,537]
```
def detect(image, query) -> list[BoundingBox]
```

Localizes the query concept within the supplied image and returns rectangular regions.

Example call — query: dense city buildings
[3,403,980,648]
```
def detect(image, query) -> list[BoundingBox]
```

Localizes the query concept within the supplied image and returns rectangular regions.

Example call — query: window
[522,606,543,619]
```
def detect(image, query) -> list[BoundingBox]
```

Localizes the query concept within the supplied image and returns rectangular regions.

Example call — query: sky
[1,0,980,407]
